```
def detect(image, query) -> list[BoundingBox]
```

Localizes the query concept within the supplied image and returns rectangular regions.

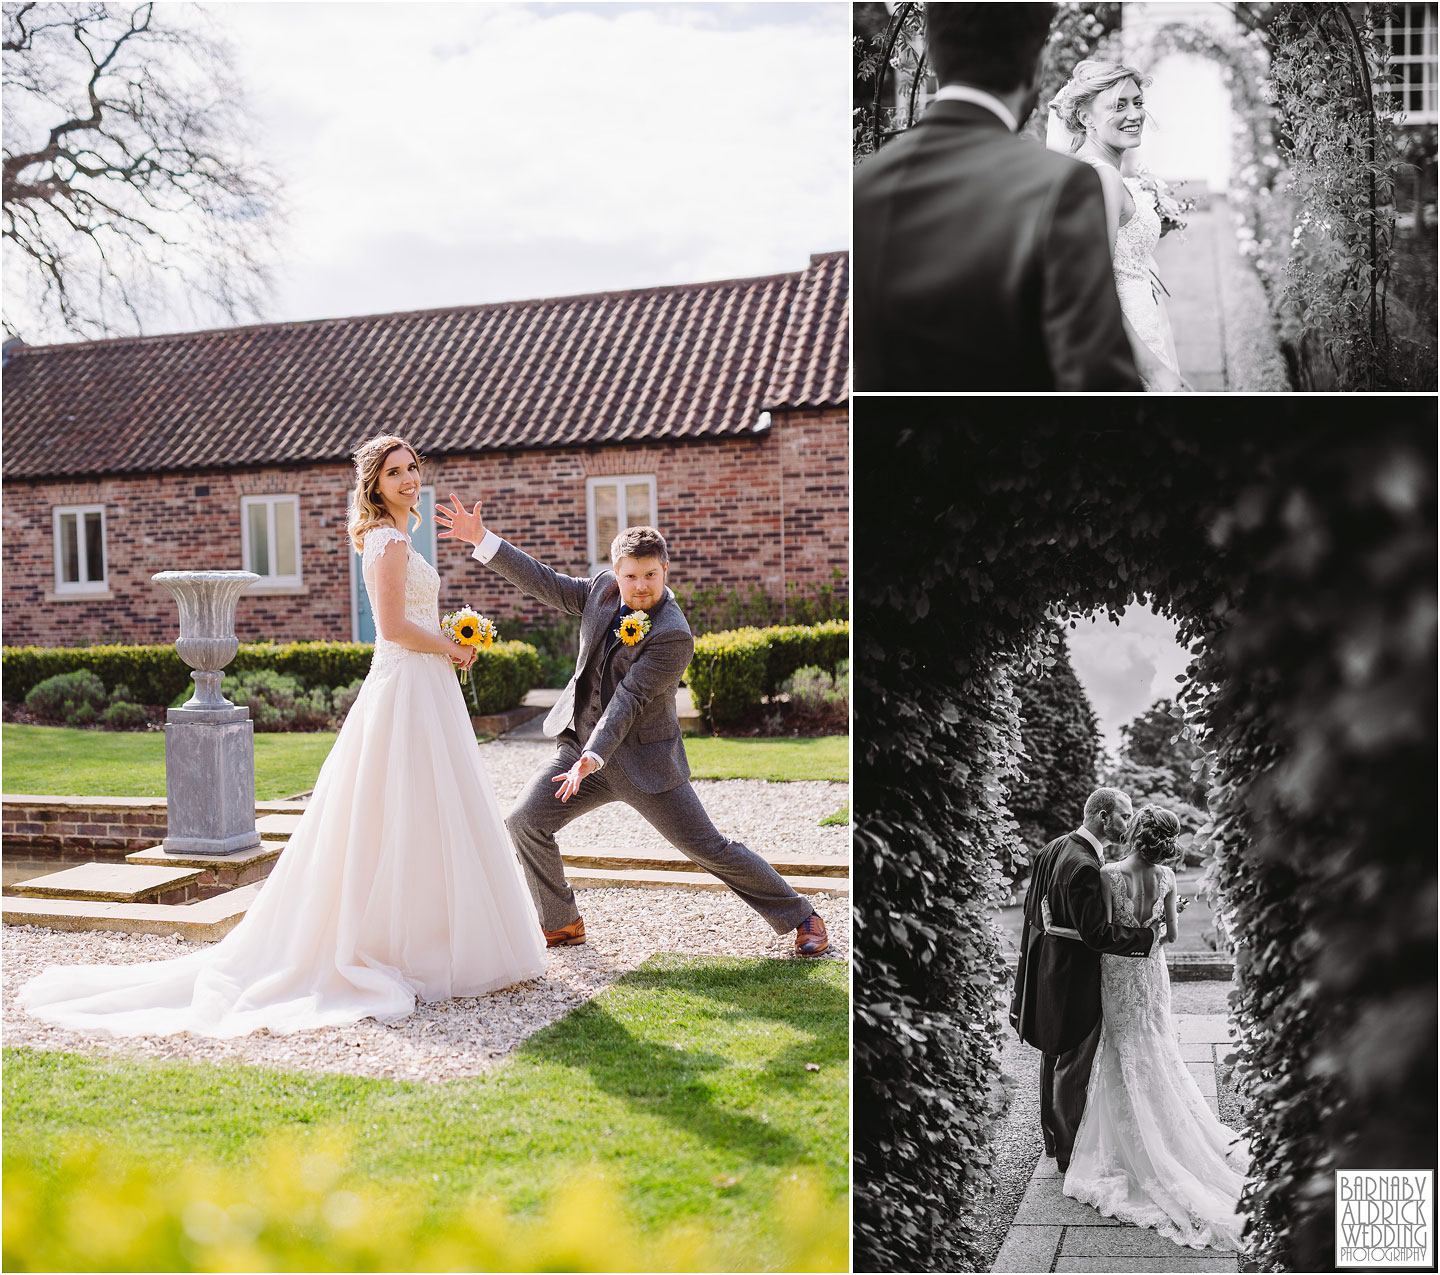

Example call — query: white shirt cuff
[472,530,503,564]
[581,750,604,771]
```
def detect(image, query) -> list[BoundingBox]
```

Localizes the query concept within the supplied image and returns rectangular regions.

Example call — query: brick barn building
[1,252,848,649]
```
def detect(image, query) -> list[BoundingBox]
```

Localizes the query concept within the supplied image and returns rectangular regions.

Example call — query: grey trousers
[505,732,816,935]
[1040,1016,1103,1167]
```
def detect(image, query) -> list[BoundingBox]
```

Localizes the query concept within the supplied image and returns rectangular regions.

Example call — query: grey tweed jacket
[484,540,692,794]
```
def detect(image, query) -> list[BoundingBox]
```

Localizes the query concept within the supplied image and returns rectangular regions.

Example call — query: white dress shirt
[1073,824,1106,859]
[932,83,1019,134]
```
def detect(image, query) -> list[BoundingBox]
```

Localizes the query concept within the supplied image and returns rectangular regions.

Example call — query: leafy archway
[853,402,1435,1271]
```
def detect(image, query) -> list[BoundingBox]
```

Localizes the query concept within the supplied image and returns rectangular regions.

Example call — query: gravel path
[477,739,851,858]
[3,746,849,1083]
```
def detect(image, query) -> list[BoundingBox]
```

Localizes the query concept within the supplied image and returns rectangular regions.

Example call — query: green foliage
[780,664,850,733]
[22,669,109,725]
[854,404,1435,1272]
[1,1140,845,1272]
[1266,5,1431,390]
[504,614,581,689]
[1117,697,1210,809]
[4,646,188,708]
[684,622,849,728]
[461,641,543,718]
[673,571,849,636]
[97,701,149,730]
[187,669,334,733]
[4,640,541,720]
[1009,628,1102,882]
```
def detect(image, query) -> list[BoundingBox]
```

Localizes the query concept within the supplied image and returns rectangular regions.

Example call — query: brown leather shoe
[794,911,828,957]
[543,916,586,947]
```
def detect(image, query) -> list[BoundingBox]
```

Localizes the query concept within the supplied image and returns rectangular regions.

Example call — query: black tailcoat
[1009,832,1155,1054]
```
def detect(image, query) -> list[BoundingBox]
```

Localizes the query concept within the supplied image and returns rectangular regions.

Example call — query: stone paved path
[1153,197,1290,393]
[993,1013,1241,1273]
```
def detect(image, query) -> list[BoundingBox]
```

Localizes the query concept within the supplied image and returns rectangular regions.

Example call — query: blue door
[353,488,436,642]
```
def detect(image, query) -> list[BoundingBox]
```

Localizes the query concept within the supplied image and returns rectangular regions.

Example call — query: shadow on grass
[518,955,845,1165]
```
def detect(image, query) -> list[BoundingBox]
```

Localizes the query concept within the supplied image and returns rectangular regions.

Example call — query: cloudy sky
[1065,603,1194,752]
[213,1,850,327]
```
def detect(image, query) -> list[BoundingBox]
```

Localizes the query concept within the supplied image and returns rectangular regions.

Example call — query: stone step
[3,862,204,905]
[125,840,282,891]
[3,884,260,941]
[567,867,849,896]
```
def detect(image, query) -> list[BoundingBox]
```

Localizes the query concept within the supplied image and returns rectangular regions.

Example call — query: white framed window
[586,475,657,574]
[1383,3,1438,125]
[241,494,302,586]
[52,504,108,595]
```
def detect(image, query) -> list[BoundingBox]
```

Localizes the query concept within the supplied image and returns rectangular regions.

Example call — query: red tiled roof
[1,252,848,480]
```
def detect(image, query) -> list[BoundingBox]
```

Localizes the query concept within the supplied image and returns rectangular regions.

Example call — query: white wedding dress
[1080,158,1181,391]
[1063,863,1249,1252]
[19,525,547,1038]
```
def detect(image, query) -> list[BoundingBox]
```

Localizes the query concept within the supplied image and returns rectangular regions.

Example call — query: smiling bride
[1047,60,1192,393]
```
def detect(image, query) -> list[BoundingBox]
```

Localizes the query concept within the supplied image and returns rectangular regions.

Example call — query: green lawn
[4,955,847,1270]
[1,725,848,795]
[0,724,337,800]
[683,735,847,782]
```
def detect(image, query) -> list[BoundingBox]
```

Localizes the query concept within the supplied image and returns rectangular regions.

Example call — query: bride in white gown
[1047,60,1191,393]
[1063,806,1249,1252]
[19,434,547,1038]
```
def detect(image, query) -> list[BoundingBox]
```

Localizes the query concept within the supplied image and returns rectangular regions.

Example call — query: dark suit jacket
[854,100,1141,392]
[484,541,691,794]
[1009,832,1155,1054]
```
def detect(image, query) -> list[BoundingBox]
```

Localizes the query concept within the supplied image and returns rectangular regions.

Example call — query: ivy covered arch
[853,402,1435,1272]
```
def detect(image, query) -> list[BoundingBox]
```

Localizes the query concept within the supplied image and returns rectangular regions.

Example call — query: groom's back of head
[925,2,1055,93]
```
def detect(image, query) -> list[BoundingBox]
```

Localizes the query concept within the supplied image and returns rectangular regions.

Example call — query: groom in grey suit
[435,496,829,957]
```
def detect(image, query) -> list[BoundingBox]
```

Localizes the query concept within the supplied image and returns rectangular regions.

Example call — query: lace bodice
[361,526,444,675]
[1113,176,1161,289]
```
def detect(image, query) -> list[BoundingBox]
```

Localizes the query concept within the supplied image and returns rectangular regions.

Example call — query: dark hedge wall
[853,403,1435,1272]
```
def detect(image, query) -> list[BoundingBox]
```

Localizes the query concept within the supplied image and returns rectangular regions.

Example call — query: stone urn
[152,570,259,709]
[152,570,262,857]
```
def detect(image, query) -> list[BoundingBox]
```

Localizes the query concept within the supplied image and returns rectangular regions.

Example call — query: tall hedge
[1009,627,1102,881]
[854,404,1435,1271]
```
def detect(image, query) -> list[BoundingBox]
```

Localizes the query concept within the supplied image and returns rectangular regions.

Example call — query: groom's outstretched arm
[437,493,594,616]
[1041,163,1143,392]
[1059,862,1155,957]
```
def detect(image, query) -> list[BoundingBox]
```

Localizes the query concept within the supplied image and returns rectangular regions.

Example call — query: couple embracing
[21,434,827,1039]
[1010,788,1248,1253]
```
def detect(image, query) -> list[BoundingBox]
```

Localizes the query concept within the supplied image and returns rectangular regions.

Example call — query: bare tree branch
[2,1,282,340]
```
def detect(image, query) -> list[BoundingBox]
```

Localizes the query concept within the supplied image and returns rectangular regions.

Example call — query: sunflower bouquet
[616,610,652,646]
[441,606,497,683]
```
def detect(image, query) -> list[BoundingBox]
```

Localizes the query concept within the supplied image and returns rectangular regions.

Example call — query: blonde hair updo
[1048,59,1152,153]
[1126,804,1182,866]
[347,434,423,553]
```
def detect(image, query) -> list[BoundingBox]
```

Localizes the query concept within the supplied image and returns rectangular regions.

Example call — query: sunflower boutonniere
[616,610,652,647]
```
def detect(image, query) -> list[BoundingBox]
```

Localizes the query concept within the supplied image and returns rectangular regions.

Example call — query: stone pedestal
[163,703,262,856]
[152,570,261,858]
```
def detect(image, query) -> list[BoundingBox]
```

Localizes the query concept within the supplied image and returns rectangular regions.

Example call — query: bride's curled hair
[1126,804,1181,865]
[1048,59,1152,152]
[347,434,423,552]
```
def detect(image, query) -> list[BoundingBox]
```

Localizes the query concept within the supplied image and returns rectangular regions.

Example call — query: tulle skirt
[18,648,547,1038]
[1064,958,1249,1252]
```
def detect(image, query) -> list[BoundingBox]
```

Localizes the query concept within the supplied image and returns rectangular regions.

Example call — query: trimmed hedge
[684,620,849,727]
[2,640,542,720]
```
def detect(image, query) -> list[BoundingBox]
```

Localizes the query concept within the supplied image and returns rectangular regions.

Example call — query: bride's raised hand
[435,493,486,545]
